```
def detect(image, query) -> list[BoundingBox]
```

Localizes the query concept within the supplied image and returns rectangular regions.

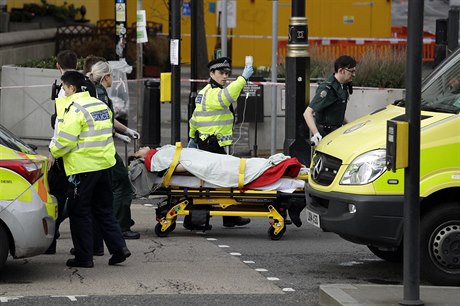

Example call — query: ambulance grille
[310,152,342,186]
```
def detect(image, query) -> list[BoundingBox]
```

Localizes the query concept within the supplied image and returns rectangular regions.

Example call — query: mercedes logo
[312,157,323,181]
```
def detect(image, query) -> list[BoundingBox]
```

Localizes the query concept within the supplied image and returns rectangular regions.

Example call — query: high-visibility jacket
[189,76,247,147]
[49,95,75,148]
[50,91,116,175]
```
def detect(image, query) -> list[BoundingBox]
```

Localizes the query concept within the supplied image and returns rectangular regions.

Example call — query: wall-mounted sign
[182,2,191,17]
[343,16,355,24]
[216,0,236,28]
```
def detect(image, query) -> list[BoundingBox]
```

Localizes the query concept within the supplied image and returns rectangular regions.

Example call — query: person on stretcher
[132,144,307,227]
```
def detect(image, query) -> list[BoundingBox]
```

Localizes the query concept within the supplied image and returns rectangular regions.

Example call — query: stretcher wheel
[268,226,286,240]
[155,222,174,237]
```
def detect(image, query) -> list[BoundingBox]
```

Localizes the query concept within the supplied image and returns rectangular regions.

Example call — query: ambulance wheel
[0,226,9,269]
[420,202,460,286]
[155,223,172,237]
[268,226,286,240]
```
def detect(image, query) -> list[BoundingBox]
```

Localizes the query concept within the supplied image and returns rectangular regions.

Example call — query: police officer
[303,55,356,146]
[46,51,103,256]
[50,71,130,268]
[188,57,254,228]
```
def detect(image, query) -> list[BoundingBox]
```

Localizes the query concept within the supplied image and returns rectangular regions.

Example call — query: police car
[0,124,57,269]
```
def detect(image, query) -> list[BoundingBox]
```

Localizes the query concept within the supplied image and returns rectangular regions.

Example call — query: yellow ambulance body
[305,49,460,286]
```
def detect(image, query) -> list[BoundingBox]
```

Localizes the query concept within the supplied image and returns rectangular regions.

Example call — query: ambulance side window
[421,53,460,113]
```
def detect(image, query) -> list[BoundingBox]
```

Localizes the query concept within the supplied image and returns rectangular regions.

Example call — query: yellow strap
[238,158,246,189]
[162,142,182,188]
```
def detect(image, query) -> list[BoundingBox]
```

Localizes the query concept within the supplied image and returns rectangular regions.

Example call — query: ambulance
[0,124,57,269]
[305,49,460,285]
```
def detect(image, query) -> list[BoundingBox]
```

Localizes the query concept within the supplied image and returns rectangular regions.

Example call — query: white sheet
[154,175,305,193]
[150,145,291,188]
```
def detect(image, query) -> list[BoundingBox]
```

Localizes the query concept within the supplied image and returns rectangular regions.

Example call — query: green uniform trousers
[112,152,134,232]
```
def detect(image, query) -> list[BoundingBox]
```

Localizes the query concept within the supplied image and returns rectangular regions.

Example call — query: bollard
[142,80,161,148]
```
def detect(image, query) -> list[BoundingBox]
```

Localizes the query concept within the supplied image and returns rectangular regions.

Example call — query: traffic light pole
[401,0,424,305]
[283,0,310,166]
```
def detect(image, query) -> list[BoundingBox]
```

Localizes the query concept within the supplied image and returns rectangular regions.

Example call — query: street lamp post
[283,0,310,166]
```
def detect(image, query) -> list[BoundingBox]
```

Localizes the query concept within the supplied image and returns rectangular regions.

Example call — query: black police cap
[207,57,232,71]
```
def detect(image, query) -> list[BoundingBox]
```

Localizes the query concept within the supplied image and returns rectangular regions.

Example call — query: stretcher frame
[151,143,308,240]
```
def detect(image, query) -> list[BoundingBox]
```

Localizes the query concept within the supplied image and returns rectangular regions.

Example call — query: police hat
[207,57,232,71]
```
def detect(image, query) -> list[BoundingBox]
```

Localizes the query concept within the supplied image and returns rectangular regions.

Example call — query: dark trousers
[68,169,126,261]
[47,160,104,252]
[112,153,134,232]
[196,135,226,154]
[196,135,239,224]
[47,161,69,251]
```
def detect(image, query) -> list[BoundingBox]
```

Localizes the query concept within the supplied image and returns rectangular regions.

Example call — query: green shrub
[20,57,85,71]
[308,48,406,88]
[10,0,78,23]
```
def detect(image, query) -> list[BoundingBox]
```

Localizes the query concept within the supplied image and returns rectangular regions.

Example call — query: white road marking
[51,295,88,301]
[255,268,268,272]
[206,238,217,241]
[218,245,230,248]
[267,277,280,281]
[230,252,241,256]
[0,296,23,303]
[243,260,255,264]
[283,288,295,292]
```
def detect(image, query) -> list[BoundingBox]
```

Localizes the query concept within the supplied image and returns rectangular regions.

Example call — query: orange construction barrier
[278,27,435,65]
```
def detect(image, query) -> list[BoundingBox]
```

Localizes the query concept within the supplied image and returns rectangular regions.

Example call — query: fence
[278,37,436,65]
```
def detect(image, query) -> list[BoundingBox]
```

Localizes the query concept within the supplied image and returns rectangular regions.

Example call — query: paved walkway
[320,283,460,306]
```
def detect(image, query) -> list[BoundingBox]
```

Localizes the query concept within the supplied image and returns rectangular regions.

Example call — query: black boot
[66,258,94,268]
[223,216,251,228]
[108,247,131,265]
[288,199,307,228]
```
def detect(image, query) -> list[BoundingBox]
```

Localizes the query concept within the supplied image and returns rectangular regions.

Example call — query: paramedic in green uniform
[303,55,357,146]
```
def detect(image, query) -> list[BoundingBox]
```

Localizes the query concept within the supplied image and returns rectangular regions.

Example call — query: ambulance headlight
[340,149,387,185]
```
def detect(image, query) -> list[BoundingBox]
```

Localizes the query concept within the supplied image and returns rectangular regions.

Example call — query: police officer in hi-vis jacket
[188,57,254,228]
[50,71,130,268]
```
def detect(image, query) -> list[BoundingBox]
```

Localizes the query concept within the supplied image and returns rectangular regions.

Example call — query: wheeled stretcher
[131,143,308,240]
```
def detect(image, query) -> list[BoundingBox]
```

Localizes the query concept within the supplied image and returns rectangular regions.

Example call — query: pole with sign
[171,0,181,143]
[115,0,127,60]
[136,0,145,136]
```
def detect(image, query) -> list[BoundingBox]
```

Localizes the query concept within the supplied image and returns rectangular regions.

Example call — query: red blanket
[244,157,302,189]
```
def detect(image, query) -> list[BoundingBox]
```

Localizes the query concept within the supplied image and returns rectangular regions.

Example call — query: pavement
[319,284,460,306]
[24,139,460,305]
[1,204,283,298]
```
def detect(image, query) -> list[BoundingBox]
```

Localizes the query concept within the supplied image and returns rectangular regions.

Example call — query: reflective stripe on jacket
[50,91,116,175]
[189,76,247,147]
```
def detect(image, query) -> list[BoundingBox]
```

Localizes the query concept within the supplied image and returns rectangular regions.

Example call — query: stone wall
[0,28,56,68]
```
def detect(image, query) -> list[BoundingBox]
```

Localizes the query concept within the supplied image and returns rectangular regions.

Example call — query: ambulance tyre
[0,226,8,269]
[155,222,173,237]
[420,202,460,286]
[367,245,403,263]
[268,226,286,240]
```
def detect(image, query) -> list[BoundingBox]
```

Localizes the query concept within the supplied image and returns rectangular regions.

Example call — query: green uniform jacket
[310,74,349,136]
[189,76,247,147]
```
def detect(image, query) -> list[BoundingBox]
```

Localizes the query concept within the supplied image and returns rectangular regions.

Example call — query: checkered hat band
[209,63,230,70]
